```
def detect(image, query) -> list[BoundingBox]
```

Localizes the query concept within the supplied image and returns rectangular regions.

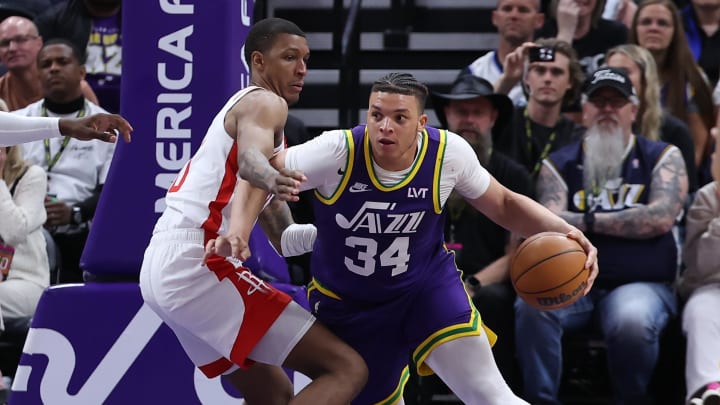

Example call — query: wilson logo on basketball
[535,280,587,308]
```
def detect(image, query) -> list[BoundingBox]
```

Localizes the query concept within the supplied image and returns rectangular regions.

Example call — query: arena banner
[82,0,253,277]
[10,283,309,405]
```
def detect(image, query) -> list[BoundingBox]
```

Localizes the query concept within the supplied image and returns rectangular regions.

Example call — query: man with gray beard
[582,121,626,203]
[514,67,689,404]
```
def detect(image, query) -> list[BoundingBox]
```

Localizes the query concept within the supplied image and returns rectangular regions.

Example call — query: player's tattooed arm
[237,147,278,192]
[594,148,688,239]
[257,197,295,252]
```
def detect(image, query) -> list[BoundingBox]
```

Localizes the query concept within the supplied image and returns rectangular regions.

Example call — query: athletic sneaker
[700,382,720,405]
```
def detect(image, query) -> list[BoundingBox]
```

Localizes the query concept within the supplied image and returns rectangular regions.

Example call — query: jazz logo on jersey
[335,201,425,234]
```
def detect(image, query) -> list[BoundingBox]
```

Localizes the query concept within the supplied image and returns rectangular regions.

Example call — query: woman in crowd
[631,0,715,184]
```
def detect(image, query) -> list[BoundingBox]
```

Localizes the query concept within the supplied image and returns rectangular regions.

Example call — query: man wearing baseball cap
[514,66,689,404]
[431,73,531,393]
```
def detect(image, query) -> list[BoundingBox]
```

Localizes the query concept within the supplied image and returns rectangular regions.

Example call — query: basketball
[510,232,589,310]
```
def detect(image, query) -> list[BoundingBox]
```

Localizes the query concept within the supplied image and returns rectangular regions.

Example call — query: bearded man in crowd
[514,67,688,404]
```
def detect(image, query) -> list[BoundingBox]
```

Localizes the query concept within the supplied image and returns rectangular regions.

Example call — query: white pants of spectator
[683,283,720,398]
[0,279,45,323]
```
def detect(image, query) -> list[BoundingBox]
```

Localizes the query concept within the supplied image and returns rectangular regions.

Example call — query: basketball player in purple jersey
[208,72,599,404]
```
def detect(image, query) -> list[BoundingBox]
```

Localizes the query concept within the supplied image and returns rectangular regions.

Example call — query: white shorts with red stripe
[139,229,315,378]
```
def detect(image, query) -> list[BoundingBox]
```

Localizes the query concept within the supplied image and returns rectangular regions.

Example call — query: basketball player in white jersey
[0,112,132,146]
[139,18,367,404]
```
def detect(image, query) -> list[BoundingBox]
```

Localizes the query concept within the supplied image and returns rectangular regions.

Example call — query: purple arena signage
[10,283,309,404]
[82,0,253,278]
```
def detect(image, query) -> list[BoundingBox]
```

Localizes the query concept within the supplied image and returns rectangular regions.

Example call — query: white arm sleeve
[284,129,349,196]
[0,113,61,146]
[280,223,317,257]
[441,131,491,203]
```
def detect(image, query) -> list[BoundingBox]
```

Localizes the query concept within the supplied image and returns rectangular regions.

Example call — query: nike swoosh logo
[348,185,371,193]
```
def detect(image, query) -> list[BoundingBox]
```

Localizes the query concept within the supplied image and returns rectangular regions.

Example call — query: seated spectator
[0,144,50,393]
[606,44,698,192]
[462,0,545,107]
[35,0,122,113]
[680,123,720,405]
[631,0,715,175]
[0,0,51,78]
[431,73,532,392]
[15,39,115,283]
[540,0,627,76]
[516,67,688,403]
[0,16,97,111]
[681,0,720,90]
[539,0,628,123]
[495,38,585,181]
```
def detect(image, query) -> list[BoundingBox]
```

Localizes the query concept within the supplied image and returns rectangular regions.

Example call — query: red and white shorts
[140,229,314,378]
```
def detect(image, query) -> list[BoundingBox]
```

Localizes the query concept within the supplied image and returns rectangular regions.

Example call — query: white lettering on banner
[241,0,251,26]
[13,305,162,404]
[155,9,194,213]
[159,0,194,14]
[240,44,250,89]
[14,304,263,404]
[239,0,251,92]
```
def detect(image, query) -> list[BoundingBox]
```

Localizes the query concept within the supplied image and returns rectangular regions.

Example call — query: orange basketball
[510,232,589,310]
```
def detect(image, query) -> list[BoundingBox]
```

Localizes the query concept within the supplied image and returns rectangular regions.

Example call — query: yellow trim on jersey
[366,127,429,191]
[432,129,447,214]
[412,292,497,376]
[374,366,410,405]
[315,130,355,205]
[307,278,342,300]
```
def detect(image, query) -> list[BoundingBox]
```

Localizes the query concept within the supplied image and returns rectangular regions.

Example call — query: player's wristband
[280,223,317,257]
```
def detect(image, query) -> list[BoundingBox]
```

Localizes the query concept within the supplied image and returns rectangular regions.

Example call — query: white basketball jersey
[154,86,284,238]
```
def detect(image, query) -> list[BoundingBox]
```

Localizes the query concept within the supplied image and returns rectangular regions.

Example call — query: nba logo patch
[632,159,639,169]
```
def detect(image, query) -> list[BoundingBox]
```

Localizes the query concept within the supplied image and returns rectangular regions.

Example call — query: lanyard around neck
[524,108,556,177]
[42,102,87,172]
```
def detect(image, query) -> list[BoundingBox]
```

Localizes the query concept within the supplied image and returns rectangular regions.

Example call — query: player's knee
[242,378,293,405]
[346,350,369,390]
[331,346,368,391]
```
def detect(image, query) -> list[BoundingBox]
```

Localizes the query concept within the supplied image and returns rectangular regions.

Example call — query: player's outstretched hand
[59,113,133,143]
[202,234,252,265]
[566,228,598,295]
[271,167,306,202]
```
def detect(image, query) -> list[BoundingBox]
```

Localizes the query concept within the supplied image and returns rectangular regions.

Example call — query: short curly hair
[371,72,429,112]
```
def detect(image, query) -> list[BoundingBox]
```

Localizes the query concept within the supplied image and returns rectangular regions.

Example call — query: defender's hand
[59,113,133,143]
[202,235,252,265]
[271,168,306,202]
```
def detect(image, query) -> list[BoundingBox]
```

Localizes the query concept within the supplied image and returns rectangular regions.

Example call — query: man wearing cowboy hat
[432,73,532,393]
